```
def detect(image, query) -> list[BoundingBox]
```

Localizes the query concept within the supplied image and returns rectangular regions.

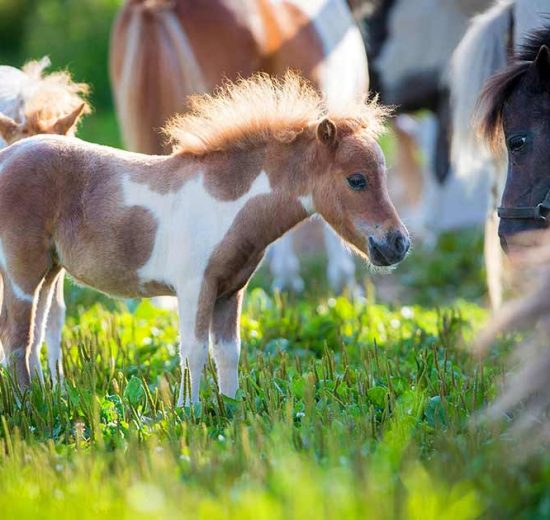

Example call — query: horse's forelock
[476,61,531,150]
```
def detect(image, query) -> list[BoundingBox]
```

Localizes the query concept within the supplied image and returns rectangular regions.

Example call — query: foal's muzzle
[368,231,410,266]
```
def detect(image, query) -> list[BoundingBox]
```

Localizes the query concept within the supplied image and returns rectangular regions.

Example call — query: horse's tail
[449,0,514,180]
[109,0,206,154]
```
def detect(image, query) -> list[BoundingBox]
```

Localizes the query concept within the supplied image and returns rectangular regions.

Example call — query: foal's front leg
[211,290,243,398]
[176,280,213,406]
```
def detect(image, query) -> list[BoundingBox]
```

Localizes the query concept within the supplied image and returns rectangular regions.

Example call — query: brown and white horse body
[364,0,493,240]
[110,0,369,294]
[0,58,88,383]
[0,74,409,403]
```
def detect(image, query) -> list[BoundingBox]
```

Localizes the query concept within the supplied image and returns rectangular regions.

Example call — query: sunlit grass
[0,230,545,519]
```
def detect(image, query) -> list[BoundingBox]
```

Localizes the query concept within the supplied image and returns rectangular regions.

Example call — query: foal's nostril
[392,233,410,257]
[394,236,406,255]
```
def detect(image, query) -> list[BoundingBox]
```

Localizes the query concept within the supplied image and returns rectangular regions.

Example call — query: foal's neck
[194,141,315,249]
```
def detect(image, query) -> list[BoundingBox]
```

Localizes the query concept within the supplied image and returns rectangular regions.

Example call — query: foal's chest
[123,171,272,291]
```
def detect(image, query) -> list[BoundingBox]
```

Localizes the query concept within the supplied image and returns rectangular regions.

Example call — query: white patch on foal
[122,170,272,290]
[122,169,272,404]
[299,194,316,216]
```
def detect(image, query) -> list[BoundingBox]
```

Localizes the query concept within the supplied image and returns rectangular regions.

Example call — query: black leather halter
[497,189,550,221]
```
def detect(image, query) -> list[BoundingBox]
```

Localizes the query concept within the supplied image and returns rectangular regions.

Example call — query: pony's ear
[0,113,19,142]
[316,118,337,147]
[51,103,86,135]
[533,45,550,86]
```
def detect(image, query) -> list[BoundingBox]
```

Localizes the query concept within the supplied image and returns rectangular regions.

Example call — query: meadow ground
[3,3,550,518]
[1,227,549,520]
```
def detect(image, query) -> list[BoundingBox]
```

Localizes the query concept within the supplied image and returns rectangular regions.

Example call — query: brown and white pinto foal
[0,57,89,384]
[0,73,409,404]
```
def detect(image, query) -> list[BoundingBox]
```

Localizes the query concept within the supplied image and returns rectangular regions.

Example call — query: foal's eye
[346,173,367,191]
[508,135,527,153]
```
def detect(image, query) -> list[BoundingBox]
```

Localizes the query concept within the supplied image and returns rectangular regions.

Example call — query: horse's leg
[44,271,66,384]
[485,209,504,311]
[323,224,357,294]
[0,266,56,389]
[210,290,243,398]
[27,270,60,383]
[176,280,214,406]
[269,233,304,292]
[0,275,5,368]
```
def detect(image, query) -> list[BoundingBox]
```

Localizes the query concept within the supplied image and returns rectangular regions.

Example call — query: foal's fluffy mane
[477,24,550,149]
[164,72,388,156]
[20,57,91,129]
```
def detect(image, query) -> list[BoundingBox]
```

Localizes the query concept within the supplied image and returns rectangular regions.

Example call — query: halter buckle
[536,203,550,221]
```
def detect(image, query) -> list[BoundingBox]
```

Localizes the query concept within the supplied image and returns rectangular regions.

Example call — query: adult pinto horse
[0,73,410,404]
[359,0,492,238]
[110,0,368,294]
[0,57,89,384]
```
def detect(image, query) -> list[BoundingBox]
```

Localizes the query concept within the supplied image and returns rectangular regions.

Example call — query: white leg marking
[176,284,208,406]
[28,280,59,384]
[212,339,240,398]
[45,276,66,384]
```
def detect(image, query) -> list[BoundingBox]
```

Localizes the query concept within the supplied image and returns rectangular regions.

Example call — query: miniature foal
[0,57,89,384]
[0,73,409,404]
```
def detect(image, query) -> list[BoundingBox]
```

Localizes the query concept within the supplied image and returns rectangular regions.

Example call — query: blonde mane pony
[18,57,90,132]
[164,72,388,156]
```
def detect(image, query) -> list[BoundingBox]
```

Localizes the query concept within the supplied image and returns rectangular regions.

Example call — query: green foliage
[0,275,547,519]
[0,0,122,148]
[398,229,487,305]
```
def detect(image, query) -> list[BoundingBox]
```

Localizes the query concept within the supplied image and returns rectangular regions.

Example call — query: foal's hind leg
[0,237,57,388]
[44,271,66,384]
[28,269,63,383]
[0,278,38,388]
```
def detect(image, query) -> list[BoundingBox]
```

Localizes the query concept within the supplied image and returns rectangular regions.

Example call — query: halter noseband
[497,189,550,221]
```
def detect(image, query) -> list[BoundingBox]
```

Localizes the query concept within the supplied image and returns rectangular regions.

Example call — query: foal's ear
[52,103,86,135]
[0,113,18,141]
[533,45,550,86]
[316,118,338,147]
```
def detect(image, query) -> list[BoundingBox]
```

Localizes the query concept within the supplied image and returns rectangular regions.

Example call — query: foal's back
[0,135,177,297]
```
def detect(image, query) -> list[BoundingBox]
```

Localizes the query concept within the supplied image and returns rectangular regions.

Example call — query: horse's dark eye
[347,173,367,191]
[508,135,527,152]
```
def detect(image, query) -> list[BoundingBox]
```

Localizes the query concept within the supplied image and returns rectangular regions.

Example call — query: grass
[0,231,548,519]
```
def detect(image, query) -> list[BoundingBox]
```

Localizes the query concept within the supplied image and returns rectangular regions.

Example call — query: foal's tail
[449,0,514,180]
[109,0,206,155]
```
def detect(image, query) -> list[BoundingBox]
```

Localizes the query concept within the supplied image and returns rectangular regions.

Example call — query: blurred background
[0,0,487,308]
[0,0,122,147]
